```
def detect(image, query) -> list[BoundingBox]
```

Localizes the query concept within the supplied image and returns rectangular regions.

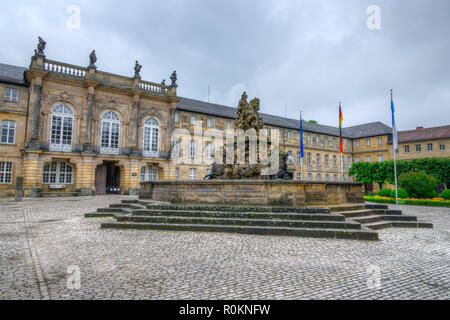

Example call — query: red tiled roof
[398,125,450,143]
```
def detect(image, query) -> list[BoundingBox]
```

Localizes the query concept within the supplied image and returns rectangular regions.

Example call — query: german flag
[339,103,343,154]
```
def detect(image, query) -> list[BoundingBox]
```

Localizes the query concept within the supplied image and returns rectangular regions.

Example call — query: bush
[441,189,450,200]
[398,171,437,199]
[379,188,392,197]
[391,188,408,199]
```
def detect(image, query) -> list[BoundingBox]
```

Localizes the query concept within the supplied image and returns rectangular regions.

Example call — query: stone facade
[0,41,448,198]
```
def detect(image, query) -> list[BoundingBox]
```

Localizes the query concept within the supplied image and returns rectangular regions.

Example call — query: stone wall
[141,180,364,206]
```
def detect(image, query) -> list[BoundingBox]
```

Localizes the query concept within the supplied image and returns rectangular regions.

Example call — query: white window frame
[404,145,410,153]
[355,140,360,148]
[307,153,311,165]
[143,118,160,158]
[205,142,213,158]
[100,111,120,155]
[4,88,18,102]
[190,140,196,158]
[189,168,197,180]
[366,156,371,162]
[427,143,433,151]
[366,139,371,146]
[175,167,179,180]
[325,154,329,167]
[206,117,214,128]
[42,161,73,184]
[227,121,233,130]
[333,155,337,167]
[316,153,321,166]
[190,115,197,126]
[141,165,158,182]
[174,112,180,122]
[0,161,13,184]
[415,144,421,152]
[439,143,446,151]
[378,138,383,145]
[50,104,74,152]
[1,120,16,144]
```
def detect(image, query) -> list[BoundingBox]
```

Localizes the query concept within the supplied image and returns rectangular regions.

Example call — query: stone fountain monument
[141,93,364,206]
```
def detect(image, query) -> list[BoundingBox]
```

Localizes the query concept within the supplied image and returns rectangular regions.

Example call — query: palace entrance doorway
[95,161,121,195]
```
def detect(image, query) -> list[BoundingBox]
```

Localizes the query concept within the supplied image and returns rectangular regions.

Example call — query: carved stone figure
[89,50,97,69]
[204,92,293,180]
[161,79,166,86]
[35,37,46,56]
[170,71,177,87]
[134,60,142,78]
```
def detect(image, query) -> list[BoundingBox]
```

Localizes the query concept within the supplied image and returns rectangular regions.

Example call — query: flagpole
[339,102,344,181]
[300,111,303,181]
[391,89,399,205]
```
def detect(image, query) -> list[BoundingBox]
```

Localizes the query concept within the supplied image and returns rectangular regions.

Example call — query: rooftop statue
[170,71,177,87]
[34,36,46,56]
[134,60,142,78]
[89,50,97,69]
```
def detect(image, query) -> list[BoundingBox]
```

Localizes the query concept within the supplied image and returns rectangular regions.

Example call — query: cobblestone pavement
[0,196,449,300]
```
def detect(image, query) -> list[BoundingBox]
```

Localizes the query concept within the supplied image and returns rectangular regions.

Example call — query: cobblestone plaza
[0,196,449,300]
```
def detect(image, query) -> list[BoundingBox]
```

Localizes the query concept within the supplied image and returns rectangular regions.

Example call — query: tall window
[190,140,196,158]
[206,118,214,128]
[366,139,371,146]
[1,120,15,144]
[227,121,233,130]
[347,156,352,168]
[307,153,311,165]
[404,145,410,153]
[189,168,197,180]
[355,140,360,148]
[141,165,158,182]
[50,104,73,152]
[42,161,73,184]
[325,174,330,182]
[378,138,383,145]
[415,144,421,152]
[287,151,293,164]
[4,88,18,102]
[0,162,12,184]
[316,174,321,181]
[101,111,120,155]
[325,154,329,166]
[427,143,433,151]
[307,173,313,181]
[205,142,213,158]
[174,112,180,122]
[190,115,197,125]
[297,151,301,164]
[175,167,180,180]
[143,118,159,157]
[333,155,337,167]
[316,154,321,166]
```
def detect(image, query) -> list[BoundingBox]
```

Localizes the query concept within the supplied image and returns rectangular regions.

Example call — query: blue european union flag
[300,112,304,158]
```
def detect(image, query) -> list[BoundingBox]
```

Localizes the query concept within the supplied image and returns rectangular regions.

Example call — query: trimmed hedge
[441,189,450,200]
[364,196,450,207]
[391,188,408,199]
[379,188,392,197]
[398,171,437,199]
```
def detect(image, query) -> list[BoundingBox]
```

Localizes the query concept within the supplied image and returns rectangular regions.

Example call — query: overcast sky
[1,0,449,130]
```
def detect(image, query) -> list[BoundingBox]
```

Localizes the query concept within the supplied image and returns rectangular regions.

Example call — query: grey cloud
[0,0,448,130]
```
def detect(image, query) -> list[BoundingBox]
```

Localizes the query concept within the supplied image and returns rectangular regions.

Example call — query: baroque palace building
[0,39,449,197]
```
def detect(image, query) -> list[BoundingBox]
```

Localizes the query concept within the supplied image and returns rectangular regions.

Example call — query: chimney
[416,127,424,130]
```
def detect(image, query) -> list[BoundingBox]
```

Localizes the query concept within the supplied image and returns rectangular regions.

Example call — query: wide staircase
[86,200,433,241]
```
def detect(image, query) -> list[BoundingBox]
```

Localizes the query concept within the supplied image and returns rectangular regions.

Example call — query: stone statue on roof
[170,71,177,87]
[89,50,97,69]
[35,37,46,56]
[134,60,142,78]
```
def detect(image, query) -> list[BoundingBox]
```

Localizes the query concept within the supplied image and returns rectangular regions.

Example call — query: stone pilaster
[84,93,95,151]
[28,84,43,149]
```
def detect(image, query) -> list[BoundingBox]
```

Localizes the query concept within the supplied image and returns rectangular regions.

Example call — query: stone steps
[89,200,433,240]
[100,222,378,241]
[114,215,361,229]
[132,209,345,221]
[144,204,331,214]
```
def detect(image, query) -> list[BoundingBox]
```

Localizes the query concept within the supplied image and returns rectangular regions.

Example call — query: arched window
[141,165,158,182]
[42,161,73,184]
[50,104,73,152]
[101,111,120,155]
[143,118,159,157]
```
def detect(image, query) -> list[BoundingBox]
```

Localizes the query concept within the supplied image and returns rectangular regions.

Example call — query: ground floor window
[0,161,13,184]
[141,165,158,182]
[42,161,73,184]
[189,168,197,180]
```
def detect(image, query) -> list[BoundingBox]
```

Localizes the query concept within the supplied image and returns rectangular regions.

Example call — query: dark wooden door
[95,164,107,195]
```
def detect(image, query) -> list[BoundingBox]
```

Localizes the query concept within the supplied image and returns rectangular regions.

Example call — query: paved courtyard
[0,195,449,300]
